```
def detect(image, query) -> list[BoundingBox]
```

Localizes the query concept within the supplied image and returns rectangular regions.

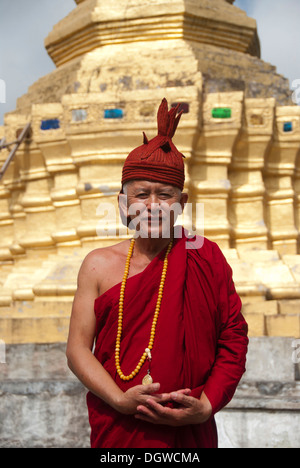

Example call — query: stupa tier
[0,0,299,344]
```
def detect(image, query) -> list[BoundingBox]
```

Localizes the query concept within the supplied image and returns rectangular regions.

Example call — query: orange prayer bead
[115,238,173,381]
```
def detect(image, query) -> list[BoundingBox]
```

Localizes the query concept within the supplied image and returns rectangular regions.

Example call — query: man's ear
[118,192,127,208]
[118,192,130,227]
[180,192,189,210]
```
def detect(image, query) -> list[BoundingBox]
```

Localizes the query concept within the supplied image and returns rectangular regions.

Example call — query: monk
[66,98,248,448]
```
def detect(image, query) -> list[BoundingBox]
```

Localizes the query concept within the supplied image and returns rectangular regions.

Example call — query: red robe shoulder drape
[86,228,248,448]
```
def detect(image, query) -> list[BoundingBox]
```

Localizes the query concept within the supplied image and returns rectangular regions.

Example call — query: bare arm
[66,251,165,414]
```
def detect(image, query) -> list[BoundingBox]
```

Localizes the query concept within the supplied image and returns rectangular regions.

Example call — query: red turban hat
[121,98,185,191]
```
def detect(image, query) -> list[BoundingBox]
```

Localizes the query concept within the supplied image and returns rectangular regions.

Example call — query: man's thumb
[148,382,160,393]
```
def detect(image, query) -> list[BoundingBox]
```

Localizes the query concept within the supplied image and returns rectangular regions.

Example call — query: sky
[0,0,300,126]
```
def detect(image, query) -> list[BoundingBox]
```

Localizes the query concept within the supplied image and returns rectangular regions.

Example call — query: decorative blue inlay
[283,122,293,132]
[40,119,60,130]
[104,109,124,119]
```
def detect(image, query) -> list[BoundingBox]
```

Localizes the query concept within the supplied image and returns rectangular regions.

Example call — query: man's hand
[134,390,212,426]
[114,383,162,414]
[114,383,191,416]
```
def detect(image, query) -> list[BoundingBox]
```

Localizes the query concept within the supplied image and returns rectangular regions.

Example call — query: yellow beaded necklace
[115,238,173,384]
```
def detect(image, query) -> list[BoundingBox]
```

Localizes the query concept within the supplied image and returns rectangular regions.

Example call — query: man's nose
[146,194,160,210]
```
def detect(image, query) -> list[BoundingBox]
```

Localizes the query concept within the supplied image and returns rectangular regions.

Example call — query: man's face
[119,180,188,238]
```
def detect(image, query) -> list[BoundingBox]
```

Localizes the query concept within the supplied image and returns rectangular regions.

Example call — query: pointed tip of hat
[143,132,149,145]
[157,97,183,139]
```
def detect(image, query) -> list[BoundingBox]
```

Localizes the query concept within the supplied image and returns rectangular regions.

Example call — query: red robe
[86,228,248,448]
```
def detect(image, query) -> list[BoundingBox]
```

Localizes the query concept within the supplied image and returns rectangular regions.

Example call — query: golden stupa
[0,0,300,346]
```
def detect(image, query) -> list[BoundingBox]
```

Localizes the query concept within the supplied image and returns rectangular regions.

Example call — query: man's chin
[133,222,173,239]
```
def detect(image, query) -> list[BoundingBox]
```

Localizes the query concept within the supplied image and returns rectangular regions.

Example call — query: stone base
[0,379,89,448]
[216,406,299,448]
[0,343,90,448]
[0,338,299,448]
[216,336,300,448]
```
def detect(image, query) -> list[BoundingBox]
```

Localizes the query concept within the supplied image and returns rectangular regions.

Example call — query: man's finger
[145,397,177,417]
[170,392,193,406]
[136,402,166,421]
[141,382,160,394]
[177,388,192,396]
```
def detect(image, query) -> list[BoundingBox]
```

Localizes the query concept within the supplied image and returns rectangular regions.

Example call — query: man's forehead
[130,181,176,191]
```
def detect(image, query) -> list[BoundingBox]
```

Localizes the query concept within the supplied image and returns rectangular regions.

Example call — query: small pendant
[142,348,153,385]
[142,373,153,385]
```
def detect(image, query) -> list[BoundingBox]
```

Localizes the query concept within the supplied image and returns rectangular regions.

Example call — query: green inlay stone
[212,108,232,119]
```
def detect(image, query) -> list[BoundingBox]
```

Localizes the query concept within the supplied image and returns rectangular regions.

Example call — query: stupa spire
[45,0,260,68]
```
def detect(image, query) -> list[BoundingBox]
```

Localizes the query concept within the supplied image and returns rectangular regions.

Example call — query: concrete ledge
[228,380,300,411]
[0,339,299,448]
[0,380,89,448]
[215,409,300,448]
[0,343,90,448]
